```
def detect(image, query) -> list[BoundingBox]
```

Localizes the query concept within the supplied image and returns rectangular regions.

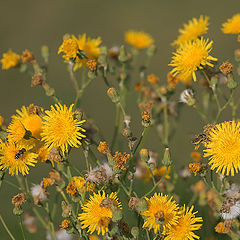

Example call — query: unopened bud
[13,206,23,216]
[107,88,120,103]
[140,149,149,163]
[136,198,148,212]
[162,148,172,166]
[234,49,240,62]
[227,75,237,89]
[111,207,122,222]
[146,44,157,57]
[118,45,128,63]
[41,45,49,63]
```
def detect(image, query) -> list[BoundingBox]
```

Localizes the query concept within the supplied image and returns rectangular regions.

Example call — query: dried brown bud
[100,198,114,208]
[42,177,54,188]
[66,182,77,196]
[113,152,130,170]
[138,101,154,113]
[31,72,45,87]
[28,104,43,115]
[108,47,119,59]
[48,148,62,163]
[12,193,26,207]
[21,50,35,63]
[48,169,62,182]
[128,197,139,209]
[219,61,233,75]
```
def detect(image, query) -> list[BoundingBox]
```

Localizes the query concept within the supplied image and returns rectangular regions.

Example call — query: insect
[15,148,26,159]
[192,133,208,150]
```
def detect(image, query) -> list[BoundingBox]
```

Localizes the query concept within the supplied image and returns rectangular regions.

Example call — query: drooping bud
[140,149,149,163]
[162,148,172,166]
[118,45,129,63]
[107,88,120,103]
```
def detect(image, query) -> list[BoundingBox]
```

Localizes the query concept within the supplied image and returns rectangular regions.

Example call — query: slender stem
[143,167,168,198]
[111,104,120,151]
[0,215,16,240]
[68,63,79,93]
[24,176,30,193]
[133,127,148,156]
[163,98,169,147]
[193,105,208,123]
[202,70,221,110]
[19,215,26,240]
[102,75,110,87]
[89,148,101,166]
[33,208,49,230]
[3,180,21,190]
[118,179,130,197]
[147,164,156,185]
[187,193,197,207]
[146,229,151,240]
[45,203,56,240]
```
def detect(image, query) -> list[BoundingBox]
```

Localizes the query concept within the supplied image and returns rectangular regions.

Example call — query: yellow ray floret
[78,191,122,235]
[204,121,240,176]
[7,106,42,147]
[0,140,37,176]
[41,103,86,155]
[165,205,203,240]
[1,49,20,70]
[222,14,240,34]
[173,15,209,46]
[169,38,217,82]
[125,30,154,49]
[141,193,179,234]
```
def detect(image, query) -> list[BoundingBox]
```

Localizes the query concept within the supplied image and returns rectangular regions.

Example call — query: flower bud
[140,149,149,163]
[162,148,172,166]
[118,45,128,63]
[234,49,240,62]
[41,45,49,63]
[131,226,139,238]
[13,206,23,216]
[146,44,157,57]
[136,198,148,212]
[227,75,238,89]
[111,207,122,222]
[107,88,120,103]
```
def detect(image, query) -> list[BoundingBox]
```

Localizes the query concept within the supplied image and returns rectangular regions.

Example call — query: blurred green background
[1,0,240,239]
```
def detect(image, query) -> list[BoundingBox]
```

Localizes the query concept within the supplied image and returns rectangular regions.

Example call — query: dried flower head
[66,182,77,196]
[43,177,55,188]
[189,163,203,176]
[97,141,110,154]
[31,72,45,87]
[113,152,130,170]
[125,30,154,49]
[219,61,233,75]
[72,176,95,193]
[61,219,70,229]
[1,49,20,70]
[47,147,63,163]
[12,193,26,207]
[21,50,34,63]
[220,198,240,220]
[147,74,160,84]
[179,89,195,106]
[31,183,48,205]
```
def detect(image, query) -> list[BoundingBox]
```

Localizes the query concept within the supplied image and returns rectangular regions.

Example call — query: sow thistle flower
[0,140,37,176]
[41,103,86,155]
[7,106,43,147]
[1,49,20,70]
[165,205,203,240]
[169,38,218,82]
[78,191,122,235]
[58,34,102,71]
[222,14,240,34]
[141,193,179,234]
[204,121,240,176]
[173,15,209,46]
[125,30,154,49]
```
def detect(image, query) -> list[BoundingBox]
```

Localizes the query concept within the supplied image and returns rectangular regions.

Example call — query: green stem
[147,164,156,185]
[24,176,30,193]
[193,105,208,123]
[68,63,80,93]
[0,215,16,240]
[143,167,168,198]
[163,98,169,147]
[19,215,26,240]
[202,70,221,111]
[133,127,148,156]
[118,179,131,198]
[89,148,101,166]
[102,75,110,87]
[146,229,151,240]
[111,104,120,151]
[32,208,49,230]
[3,180,21,190]
[45,202,56,240]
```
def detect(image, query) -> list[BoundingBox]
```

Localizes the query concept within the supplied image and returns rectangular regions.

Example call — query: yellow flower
[37,145,50,162]
[141,193,179,234]
[78,191,122,235]
[125,30,153,49]
[41,103,86,155]
[1,49,20,70]
[72,176,95,193]
[0,140,37,176]
[89,235,100,240]
[0,115,4,128]
[165,205,203,240]
[204,121,240,176]
[58,39,79,61]
[144,166,171,182]
[173,16,209,46]
[7,106,42,147]
[73,34,101,71]
[169,38,217,82]
[222,14,240,34]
